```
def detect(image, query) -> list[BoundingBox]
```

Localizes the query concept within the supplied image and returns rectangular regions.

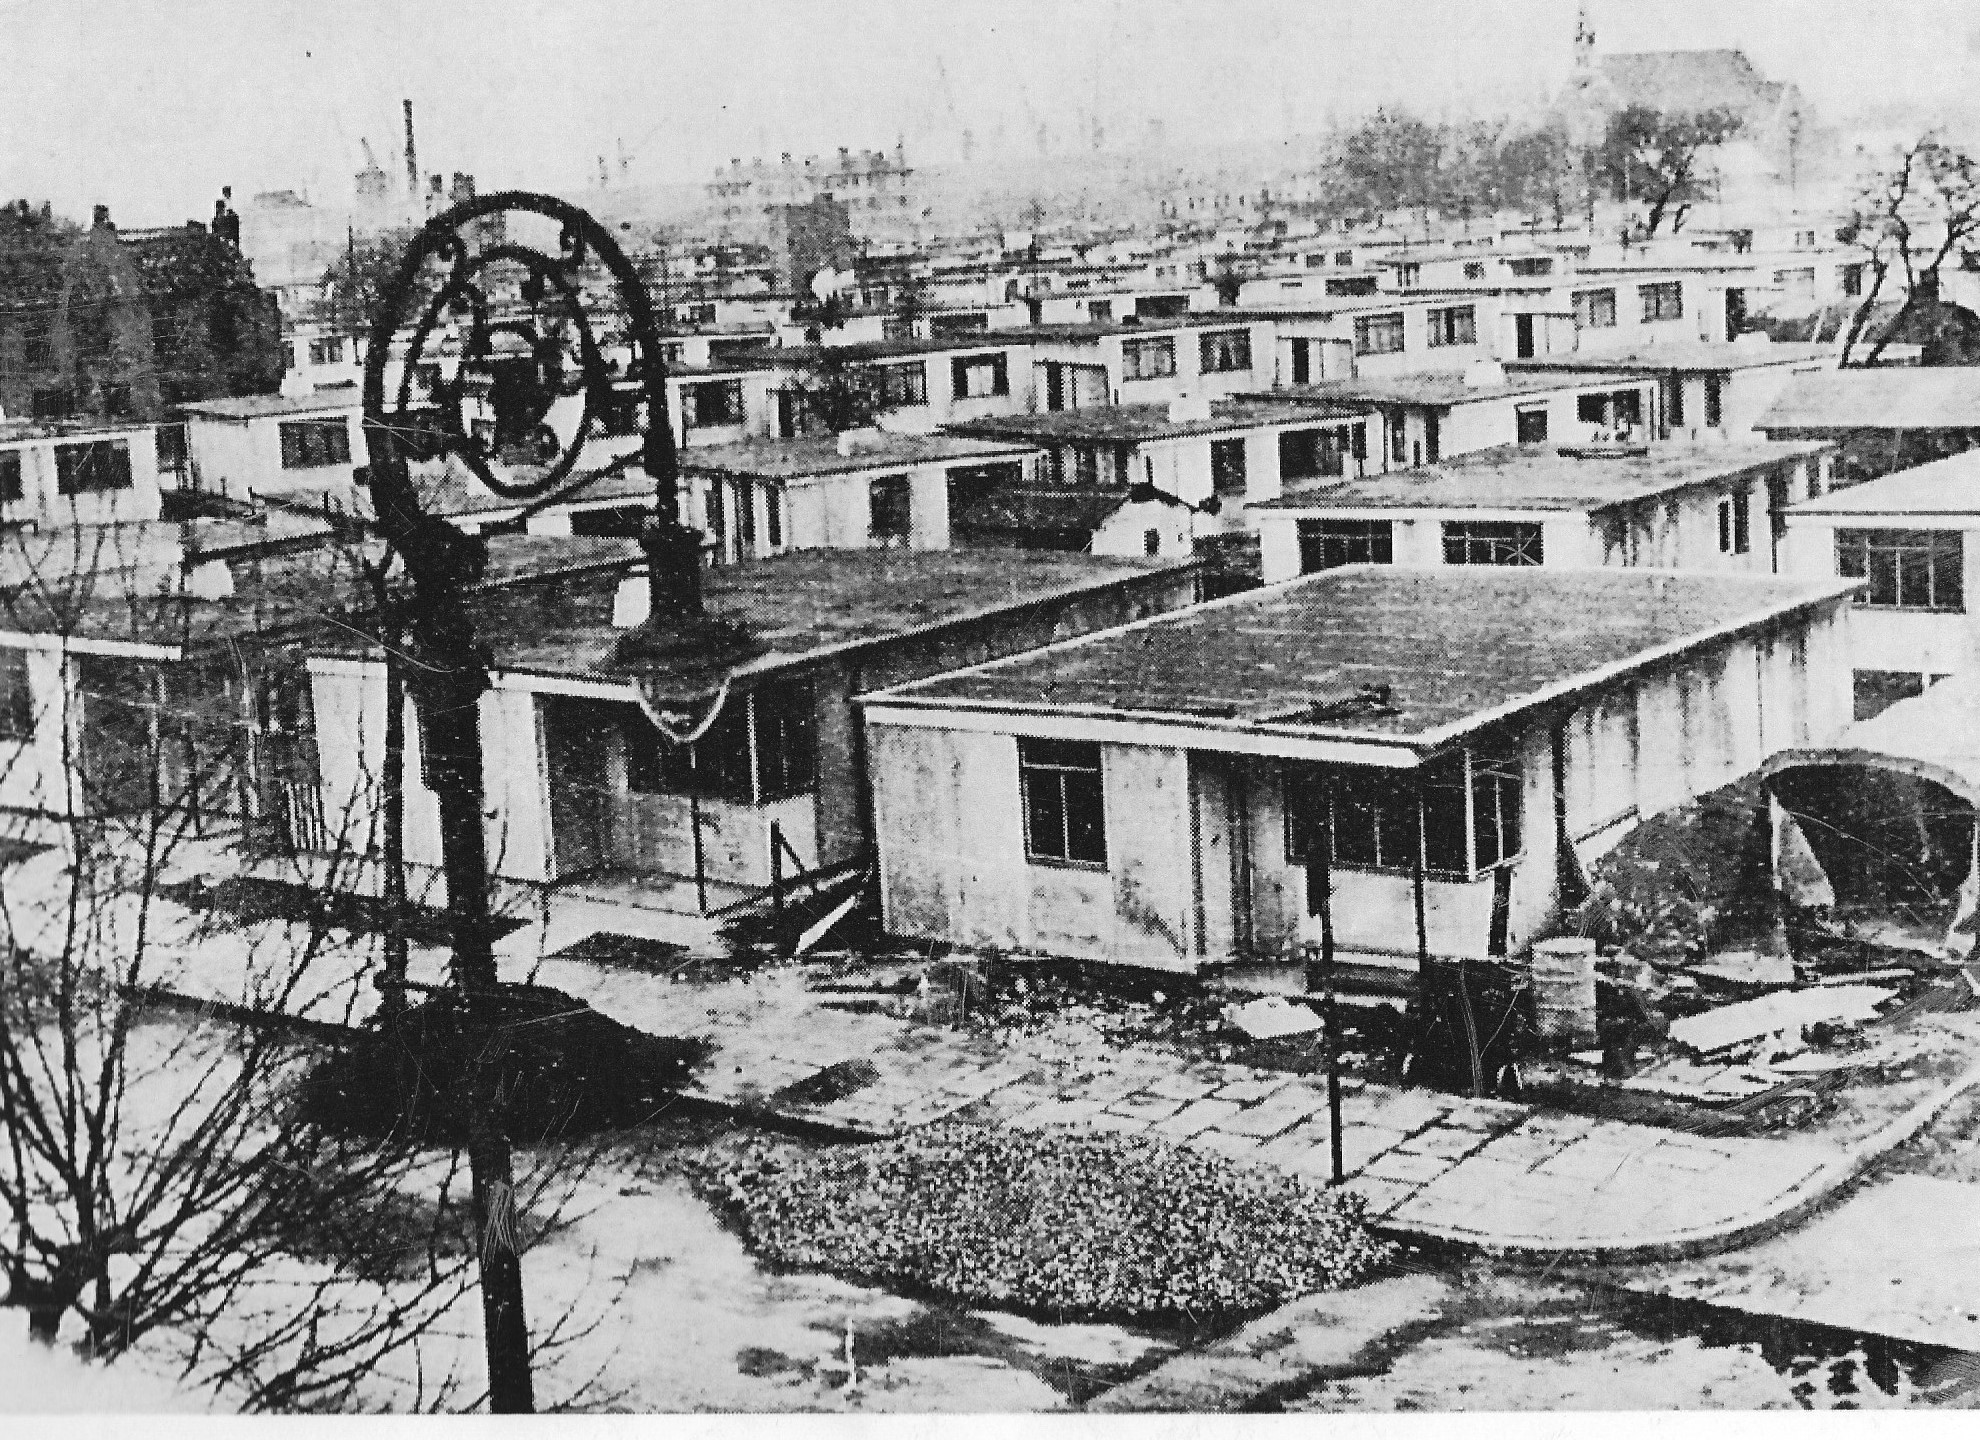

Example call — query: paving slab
[1360,1148,1457,1186]
[1220,1091,1326,1139]
[1154,1097,1247,1138]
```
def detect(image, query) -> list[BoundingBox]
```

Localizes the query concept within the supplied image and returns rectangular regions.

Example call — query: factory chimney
[403,99,419,200]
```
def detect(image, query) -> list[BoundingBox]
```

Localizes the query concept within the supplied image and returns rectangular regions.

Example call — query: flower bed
[694,1123,1393,1326]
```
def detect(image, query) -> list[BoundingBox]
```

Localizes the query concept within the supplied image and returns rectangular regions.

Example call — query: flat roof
[454,548,1201,703]
[1758,368,1980,432]
[946,399,1365,446]
[1251,370,1645,409]
[1787,448,1980,518]
[867,565,1857,754]
[176,392,360,420]
[680,433,1037,481]
[1250,438,1832,515]
[1506,341,1833,375]
[0,416,156,445]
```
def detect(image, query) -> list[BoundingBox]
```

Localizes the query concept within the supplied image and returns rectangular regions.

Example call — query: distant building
[766,195,858,297]
[708,144,918,243]
[0,199,283,426]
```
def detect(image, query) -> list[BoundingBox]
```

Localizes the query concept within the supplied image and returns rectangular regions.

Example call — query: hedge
[696,1122,1393,1324]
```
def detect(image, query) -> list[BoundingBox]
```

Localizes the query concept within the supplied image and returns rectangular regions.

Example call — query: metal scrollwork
[361,190,681,517]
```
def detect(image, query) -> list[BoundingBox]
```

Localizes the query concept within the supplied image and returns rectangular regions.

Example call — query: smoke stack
[403,99,418,200]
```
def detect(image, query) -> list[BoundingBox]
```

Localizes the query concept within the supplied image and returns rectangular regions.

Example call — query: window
[951,353,1009,399]
[1837,529,1964,611]
[600,387,642,436]
[152,312,181,361]
[0,648,30,740]
[735,477,757,552]
[930,311,990,335]
[1396,263,1421,288]
[1775,267,1817,303]
[1298,518,1392,573]
[1334,250,1353,267]
[1640,281,1684,322]
[1285,743,1520,879]
[1198,328,1252,373]
[1087,299,1113,322]
[1426,306,1476,348]
[869,474,911,539]
[1443,520,1542,566]
[55,440,132,495]
[625,682,815,804]
[1211,438,1248,496]
[1508,256,1553,276]
[1019,738,1106,866]
[278,418,353,469]
[875,361,928,409]
[682,379,744,428]
[1143,528,1161,557]
[1280,428,1347,480]
[1516,407,1550,444]
[0,451,21,504]
[1121,336,1177,382]
[1463,261,1486,281]
[1703,374,1723,428]
[31,388,71,421]
[1575,390,1643,430]
[764,486,783,549]
[881,317,914,342]
[1717,491,1752,554]
[307,336,345,365]
[1136,295,1188,319]
[1353,312,1405,355]
[1573,288,1617,329]
[75,304,112,360]
[103,384,132,418]
[1842,264,1864,298]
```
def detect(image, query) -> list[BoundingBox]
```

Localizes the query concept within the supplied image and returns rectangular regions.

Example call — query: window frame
[1197,328,1253,374]
[0,450,23,504]
[1442,519,1543,567]
[1353,312,1406,356]
[54,440,133,495]
[1297,517,1394,573]
[951,352,1010,399]
[1120,335,1178,382]
[1210,437,1248,497]
[1425,305,1476,348]
[868,473,912,539]
[1019,737,1108,868]
[1573,287,1618,329]
[875,360,929,410]
[682,378,745,429]
[1285,741,1522,882]
[1837,528,1965,612]
[277,418,353,471]
[1639,281,1684,323]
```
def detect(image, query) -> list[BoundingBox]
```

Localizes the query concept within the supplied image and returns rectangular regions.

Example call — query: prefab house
[0,418,162,529]
[1506,338,1834,440]
[861,566,1856,973]
[307,549,1204,910]
[1758,368,1980,486]
[177,392,367,505]
[1251,438,1835,584]
[1778,450,1980,718]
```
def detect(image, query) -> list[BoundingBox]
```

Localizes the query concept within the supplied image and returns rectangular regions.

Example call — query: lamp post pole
[362,191,685,1414]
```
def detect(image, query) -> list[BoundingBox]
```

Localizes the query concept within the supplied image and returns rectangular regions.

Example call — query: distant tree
[1838,134,1980,366]
[1598,106,1744,236]
[784,352,882,434]
[1339,109,1446,226]
[318,229,432,333]
[1492,121,1576,230]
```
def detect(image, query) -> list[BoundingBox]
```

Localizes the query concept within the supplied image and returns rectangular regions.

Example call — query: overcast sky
[4,0,1978,223]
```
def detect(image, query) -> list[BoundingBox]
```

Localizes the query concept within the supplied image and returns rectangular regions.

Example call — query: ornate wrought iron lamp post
[361,191,689,1413]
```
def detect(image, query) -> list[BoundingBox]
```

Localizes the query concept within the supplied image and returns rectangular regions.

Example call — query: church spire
[1574,1,1596,70]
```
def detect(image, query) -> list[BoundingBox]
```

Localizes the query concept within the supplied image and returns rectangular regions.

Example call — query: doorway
[543,697,613,880]
[1291,339,1311,386]
[1514,314,1536,360]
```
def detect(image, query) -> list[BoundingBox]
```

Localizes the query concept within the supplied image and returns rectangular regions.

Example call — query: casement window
[1443,520,1543,566]
[931,312,989,335]
[0,451,22,504]
[1508,256,1553,277]
[1396,263,1422,288]
[600,388,643,437]
[1516,407,1550,444]
[1639,281,1684,323]
[55,440,133,494]
[1211,438,1248,496]
[1297,518,1393,573]
[1285,743,1522,880]
[0,648,31,740]
[1280,428,1348,481]
[951,353,1009,399]
[1463,262,1486,281]
[1136,295,1188,319]
[1426,306,1476,348]
[307,336,345,365]
[1576,390,1643,429]
[278,419,352,470]
[1334,250,1353,266]
[1353,312,1405,356]
[1573,288,1618,329]
[682,379,745,428]
[1837,529,1965,611]
[1198,328,1253,373]
[624,681,815,803]
[1121,336,1177,382]
[1717,491,1752,555]
[1841,264,1864,298]
[869,474,912,539]
[1019,737,1107,866]
[1087,299,1114,321]
[875,361,929,409]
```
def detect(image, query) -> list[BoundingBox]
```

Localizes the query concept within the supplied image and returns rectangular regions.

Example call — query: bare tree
[1838,134,1980,366]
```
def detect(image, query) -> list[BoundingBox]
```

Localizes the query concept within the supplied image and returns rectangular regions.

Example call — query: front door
[1044,362,1065,412]
[775,389,803,439]
[1725,288,1748,341]
[1291,339,1311,386]
[1514,314,1536,360]
[543,698,611,880]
